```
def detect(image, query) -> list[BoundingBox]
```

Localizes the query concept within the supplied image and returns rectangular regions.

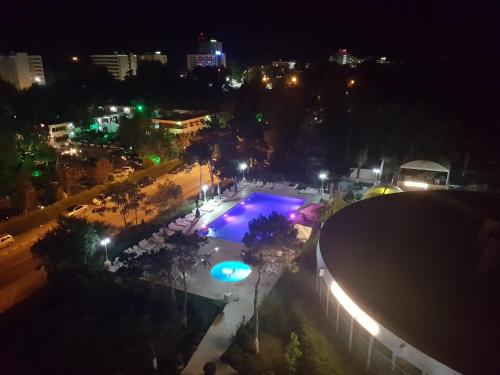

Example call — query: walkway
[181,238,283,374]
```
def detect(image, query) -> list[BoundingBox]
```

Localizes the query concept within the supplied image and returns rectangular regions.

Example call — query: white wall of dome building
[316,242,461,375]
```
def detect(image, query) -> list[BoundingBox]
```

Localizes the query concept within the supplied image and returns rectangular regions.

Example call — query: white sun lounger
[175,218,190,227]
[168,222,184,231]
[200,205,214,213]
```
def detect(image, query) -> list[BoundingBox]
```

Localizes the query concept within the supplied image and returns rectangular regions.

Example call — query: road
[0,165,212,313]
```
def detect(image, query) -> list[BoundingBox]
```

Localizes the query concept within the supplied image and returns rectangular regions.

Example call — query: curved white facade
[316,242,461,375]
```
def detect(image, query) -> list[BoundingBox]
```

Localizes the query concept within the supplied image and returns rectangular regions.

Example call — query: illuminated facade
[138,51,168,64]
[152,110,210,148]
[396,160,450,191]
[0,52,45,90]
[187,38,226,71]
[90,53,138,80]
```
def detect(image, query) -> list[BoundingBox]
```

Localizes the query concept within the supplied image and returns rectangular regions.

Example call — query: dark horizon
[1,0,499,68]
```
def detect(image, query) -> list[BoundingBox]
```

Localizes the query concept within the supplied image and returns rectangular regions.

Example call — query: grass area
[0,276,224,375]
[221,234,368,375]
[0,159,180,235]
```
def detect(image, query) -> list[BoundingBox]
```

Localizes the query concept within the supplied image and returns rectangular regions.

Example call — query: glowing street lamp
[290,75,298,84]
[202,184,208,203]
[239,162,248,180]
[319,172,328,193]
[348,79,355,87]
[100,238,111,262]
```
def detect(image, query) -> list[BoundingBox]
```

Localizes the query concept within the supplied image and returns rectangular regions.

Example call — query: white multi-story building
[138,51,167,65]
[0,52,45,90]
[90,53,138,80]
[48,122,75,148]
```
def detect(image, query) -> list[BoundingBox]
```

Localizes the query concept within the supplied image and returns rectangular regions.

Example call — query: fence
[318,276,418,375]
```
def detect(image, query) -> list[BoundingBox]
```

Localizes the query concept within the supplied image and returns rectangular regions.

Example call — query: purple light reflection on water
[205,192,305,243]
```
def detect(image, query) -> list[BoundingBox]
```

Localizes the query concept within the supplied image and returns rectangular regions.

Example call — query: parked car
[169,166,183,175]
[137,176,156,187]
[0,234,14,249]
[66,204,88,217]
[92,194,112,206]
[121,166,135,174]
[107,171,128,183]
[79,179,96,190]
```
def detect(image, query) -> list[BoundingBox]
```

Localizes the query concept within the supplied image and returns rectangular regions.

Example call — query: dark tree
[241,212,298,354]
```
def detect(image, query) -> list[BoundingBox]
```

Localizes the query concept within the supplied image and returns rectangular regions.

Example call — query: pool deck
[181,184,319,374]
[192,184,318,236]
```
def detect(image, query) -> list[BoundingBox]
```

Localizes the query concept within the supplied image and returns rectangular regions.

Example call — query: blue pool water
[211,261,252,282]
[205,192,305,243]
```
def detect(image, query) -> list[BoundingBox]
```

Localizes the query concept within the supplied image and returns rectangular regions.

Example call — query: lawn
[221,234,368,375]
[0,276,224,375]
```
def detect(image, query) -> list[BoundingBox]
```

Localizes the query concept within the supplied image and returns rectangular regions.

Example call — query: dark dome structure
[317,191,500,375]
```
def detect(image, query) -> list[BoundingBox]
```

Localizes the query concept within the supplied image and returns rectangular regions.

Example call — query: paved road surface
[0,165,212,313]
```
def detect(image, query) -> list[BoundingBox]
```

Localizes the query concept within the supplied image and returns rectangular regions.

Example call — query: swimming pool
[204,192,305,243]
[210,261,252,282]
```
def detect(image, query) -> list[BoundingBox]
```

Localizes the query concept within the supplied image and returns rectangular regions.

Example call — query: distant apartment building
[90,53,138,80]
[187,38,226,71]
[48,122,75,148]
[138,51,168,65]
[329,49,365,67]
[152,110,210,147]
[0,52,45,90]
[272,60,296,70]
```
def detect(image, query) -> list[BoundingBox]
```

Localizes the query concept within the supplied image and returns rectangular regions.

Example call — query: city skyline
[1,0,499,67]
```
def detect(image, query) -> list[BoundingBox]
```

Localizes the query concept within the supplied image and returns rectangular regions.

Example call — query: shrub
[284,332,302,375]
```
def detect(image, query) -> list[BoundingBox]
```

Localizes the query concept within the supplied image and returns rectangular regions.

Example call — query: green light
[136,104,144,112]
[255,113,263,123]
[103,133,109,139]
[149,155,161,165]
[90,123,99,131]
[32,170,42,177]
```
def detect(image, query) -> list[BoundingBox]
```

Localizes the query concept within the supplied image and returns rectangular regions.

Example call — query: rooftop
[319,191,500,374]
[153,110,209,122]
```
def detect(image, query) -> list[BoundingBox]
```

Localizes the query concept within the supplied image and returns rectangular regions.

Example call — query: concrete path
[181,238,283,375]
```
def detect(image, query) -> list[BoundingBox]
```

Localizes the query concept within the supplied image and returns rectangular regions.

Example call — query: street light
[319,172,327,193]
[372,168,381,183]
[239,162,248,181]
[100,238,111,262]
[202,184,208,203]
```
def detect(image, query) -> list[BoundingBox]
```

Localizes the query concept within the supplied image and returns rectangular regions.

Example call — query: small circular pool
[210,261,252,282]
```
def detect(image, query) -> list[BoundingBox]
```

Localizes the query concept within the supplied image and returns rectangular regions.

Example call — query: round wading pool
[210,261,252,282]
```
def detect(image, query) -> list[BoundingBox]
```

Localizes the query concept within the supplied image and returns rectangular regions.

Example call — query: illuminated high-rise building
[186,36,226,71]
[90,52,138,80]
[0,52,45,90]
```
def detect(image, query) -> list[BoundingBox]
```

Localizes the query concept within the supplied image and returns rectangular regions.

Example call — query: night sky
[1,0,499,67]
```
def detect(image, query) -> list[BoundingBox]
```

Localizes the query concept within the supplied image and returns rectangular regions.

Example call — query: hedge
[0,159,180,236]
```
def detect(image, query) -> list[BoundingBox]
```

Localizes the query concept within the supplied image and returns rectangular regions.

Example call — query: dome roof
[319,191,500,374]
[400,160,449,172]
